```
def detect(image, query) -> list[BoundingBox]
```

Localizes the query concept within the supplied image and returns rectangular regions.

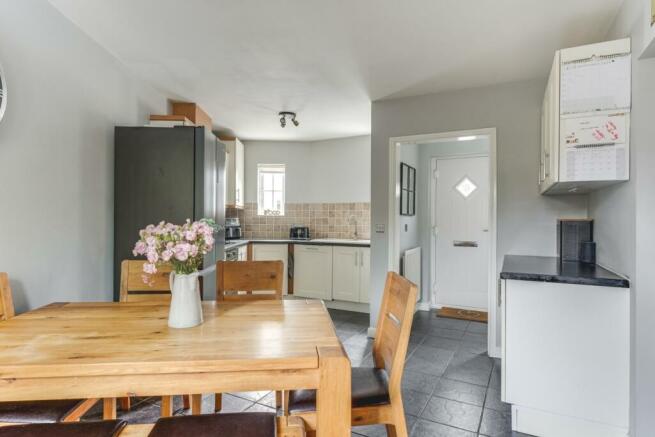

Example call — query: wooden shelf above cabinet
[171,102,212,129]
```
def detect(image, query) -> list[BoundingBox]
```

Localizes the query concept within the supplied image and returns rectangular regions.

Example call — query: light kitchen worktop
[224,238,370,250]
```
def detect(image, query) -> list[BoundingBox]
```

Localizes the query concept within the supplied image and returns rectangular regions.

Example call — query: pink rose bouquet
[133,218,217,282]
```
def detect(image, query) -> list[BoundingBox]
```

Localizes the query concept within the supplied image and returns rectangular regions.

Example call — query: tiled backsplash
[227,202,370,240]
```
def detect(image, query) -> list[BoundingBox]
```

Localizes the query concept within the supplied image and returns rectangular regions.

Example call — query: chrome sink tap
[348,215,359,240]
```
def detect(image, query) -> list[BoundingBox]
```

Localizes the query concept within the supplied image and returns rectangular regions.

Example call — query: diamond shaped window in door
[455,176,478,198]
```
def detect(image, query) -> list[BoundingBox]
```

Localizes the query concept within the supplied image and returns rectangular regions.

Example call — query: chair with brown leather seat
[147,412,306,437]
[0,419,126,437]
[285,272,418,437]
[0,273,100,424]
[214,260,285,412]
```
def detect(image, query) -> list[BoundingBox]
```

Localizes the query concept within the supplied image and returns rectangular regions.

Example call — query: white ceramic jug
[168,272,203,329]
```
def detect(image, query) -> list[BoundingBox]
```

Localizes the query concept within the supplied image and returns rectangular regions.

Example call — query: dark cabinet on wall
[114,126,225,301]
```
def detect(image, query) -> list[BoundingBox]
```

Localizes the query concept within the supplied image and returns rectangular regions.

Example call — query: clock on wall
[0,62,6,123]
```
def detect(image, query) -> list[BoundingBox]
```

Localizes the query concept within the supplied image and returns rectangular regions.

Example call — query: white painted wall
[243,135,370,203]
[0,1,168,313]
[587,0,655,434]
[370,79,589,345]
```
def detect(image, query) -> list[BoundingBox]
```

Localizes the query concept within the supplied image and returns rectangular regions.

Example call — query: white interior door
[433,156,489,310]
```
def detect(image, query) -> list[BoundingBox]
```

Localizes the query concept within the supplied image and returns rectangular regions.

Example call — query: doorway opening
[388,128,499,357]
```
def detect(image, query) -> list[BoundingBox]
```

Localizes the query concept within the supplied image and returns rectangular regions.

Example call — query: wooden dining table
[0,299,351,436]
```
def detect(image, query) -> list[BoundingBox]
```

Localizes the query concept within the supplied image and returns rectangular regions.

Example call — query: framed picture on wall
[400,162,416,216]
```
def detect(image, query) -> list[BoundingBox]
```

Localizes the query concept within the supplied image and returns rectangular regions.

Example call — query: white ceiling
[49,0,623,141]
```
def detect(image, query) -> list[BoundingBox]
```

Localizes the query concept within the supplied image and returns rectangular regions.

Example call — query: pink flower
[145,236,156,246]
[190,245,199,257]
[185,230,197,241]
[161,249,173,262]
[174,243,190,261]
[143,263,156,274]
[133,241,147,256]
[205,235,215,247]
[146,249,158,263]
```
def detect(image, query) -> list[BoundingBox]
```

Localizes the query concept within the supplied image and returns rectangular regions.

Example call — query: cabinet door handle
[354,253,358,267]
[359,251,363,266]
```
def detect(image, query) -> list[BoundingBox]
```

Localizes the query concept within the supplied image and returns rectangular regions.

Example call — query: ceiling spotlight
[279,111,299,128]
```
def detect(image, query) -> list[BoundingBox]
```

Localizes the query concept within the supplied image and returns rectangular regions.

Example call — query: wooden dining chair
[214,260,285,412]
[285,272,418,437]
[0,272,100,424]
[118,260,195,416]
[119,260,174,302]
[216,260,284,301]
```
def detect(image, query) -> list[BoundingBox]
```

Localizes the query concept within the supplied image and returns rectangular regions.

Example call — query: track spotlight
[278,111,299,128]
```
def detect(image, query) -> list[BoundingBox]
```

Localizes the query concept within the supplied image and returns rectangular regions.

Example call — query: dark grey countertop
[500,255,629,288]
[224,238,371,250]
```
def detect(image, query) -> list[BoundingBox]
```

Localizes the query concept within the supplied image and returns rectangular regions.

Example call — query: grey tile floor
[84,309,532,437]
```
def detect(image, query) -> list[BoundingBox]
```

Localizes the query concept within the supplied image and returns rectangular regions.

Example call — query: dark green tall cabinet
[114,126,225,301]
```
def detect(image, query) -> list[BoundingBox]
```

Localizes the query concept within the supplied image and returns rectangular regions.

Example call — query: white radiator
[402,247,421,297]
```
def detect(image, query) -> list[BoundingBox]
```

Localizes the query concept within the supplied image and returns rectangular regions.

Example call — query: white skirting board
[512,405,629,437]
[402,247,421,301]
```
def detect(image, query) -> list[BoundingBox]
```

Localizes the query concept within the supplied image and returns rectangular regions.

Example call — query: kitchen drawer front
[294,245,333,300]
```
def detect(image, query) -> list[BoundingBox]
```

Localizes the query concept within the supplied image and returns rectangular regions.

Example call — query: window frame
[257,163,286,216]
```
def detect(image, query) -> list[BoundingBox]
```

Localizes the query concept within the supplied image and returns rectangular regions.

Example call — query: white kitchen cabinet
[332,247,360,302]
[502,279,629,436]
[358,248,370,303]
[540,38,631,195]
[252,244,288,294]
[224,137,244,208]
[294,245,333,300]
[332,246,370,304]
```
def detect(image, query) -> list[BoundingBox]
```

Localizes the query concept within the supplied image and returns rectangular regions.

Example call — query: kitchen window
[257,164,285,216]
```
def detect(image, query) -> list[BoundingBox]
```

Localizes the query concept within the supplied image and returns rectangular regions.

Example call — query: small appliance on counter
[557,218,595,263]
[225,217,242,241]
[289,226,310,240]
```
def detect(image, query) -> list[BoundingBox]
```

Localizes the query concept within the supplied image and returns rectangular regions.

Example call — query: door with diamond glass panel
[433,155,489,310]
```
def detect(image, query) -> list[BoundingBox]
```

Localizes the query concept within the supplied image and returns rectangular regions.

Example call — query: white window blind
[257,164,285,216]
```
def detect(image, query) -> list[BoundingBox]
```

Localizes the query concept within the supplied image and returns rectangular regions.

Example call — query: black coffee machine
[225,217,242,240]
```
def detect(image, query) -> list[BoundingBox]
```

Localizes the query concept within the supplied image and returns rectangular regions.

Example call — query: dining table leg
[161,395,174,417]
[191,394,202,415]
[316,345,351,437]
[103,398,117,420]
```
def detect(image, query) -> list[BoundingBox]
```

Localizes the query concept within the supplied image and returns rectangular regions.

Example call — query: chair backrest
[119,260,173,302]
[216,260,284,301]
[372,272,418,395]
[0,272,16,321]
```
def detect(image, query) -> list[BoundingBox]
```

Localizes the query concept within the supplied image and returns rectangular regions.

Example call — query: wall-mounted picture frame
[400,162,416,216]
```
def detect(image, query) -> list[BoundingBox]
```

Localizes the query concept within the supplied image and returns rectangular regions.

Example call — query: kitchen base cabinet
[332,247,360,302]
[358,248,370,303]
[252,244,288,294]
[332,247,370,304]
[294,245,333,300]
[502,279,629,437]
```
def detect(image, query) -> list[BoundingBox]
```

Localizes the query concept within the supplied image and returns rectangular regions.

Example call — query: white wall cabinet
[332,247,370,303]
[293,245,333,300]
[224,137,244,208]
[540,38,631,195]
[252,243,287,294]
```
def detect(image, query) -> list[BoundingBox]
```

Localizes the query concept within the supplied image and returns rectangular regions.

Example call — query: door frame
[431,153,490,311]
[388,128,499,358]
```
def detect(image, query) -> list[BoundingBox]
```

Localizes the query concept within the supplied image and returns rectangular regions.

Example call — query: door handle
[453,241,478,247]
